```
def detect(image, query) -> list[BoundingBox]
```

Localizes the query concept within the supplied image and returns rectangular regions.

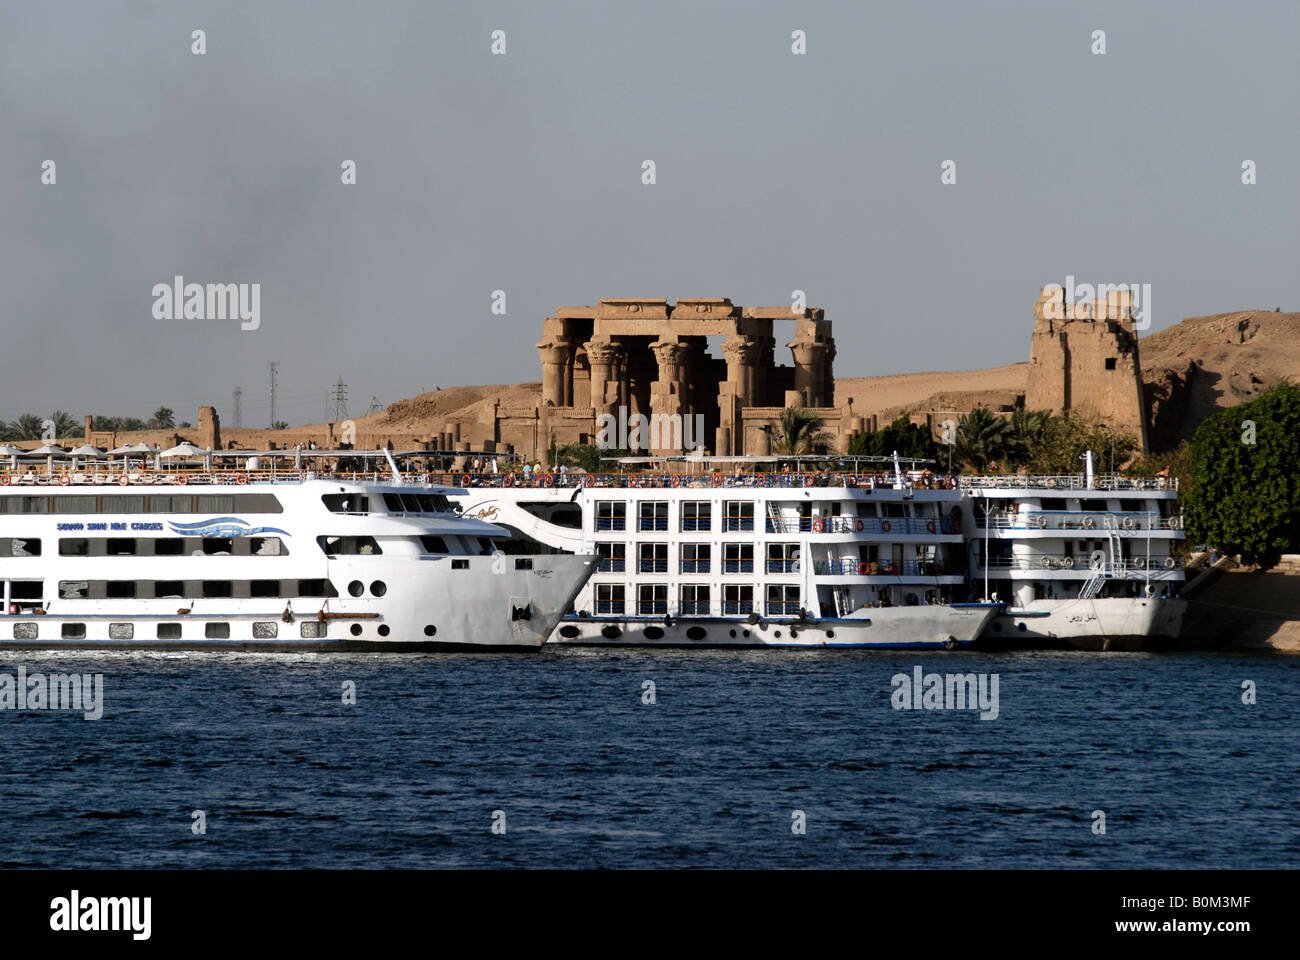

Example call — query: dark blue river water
[1,648,1296,868]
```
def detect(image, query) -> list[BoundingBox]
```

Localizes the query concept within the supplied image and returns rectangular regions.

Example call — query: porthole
[774,630,782,638]
[350,623,363,637]
[348,580,364,597]
[742,629,750,638]
[377,624,390,637]
[686,626,707,641]
[601,625,621,640]
[559,625,580,639]
[1017,622,1028,632]
[370,580,387,597]
[826,630,835,639]
[729,629,737,637]
[644,626,665,640]
[424,624,437,637]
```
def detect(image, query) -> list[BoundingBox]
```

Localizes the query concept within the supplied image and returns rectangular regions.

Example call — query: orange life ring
[543,474,555,487]
[812,518,825,533]
[0,474,9,485]
[177,473,189,486]
[584,474,596,487]
[627,475,638,488]
[855,519,864,532]
[118,475,129,486]
[711,474,722,487]
[58,474,70,486]
[881,519,891,532]
[926,519,936,534]
[671,475,682,487]
[755,474,767,487]
[461,473,472,487]
[858,561,871,576]
[503,473,514,487]
[803,473,815,487]
[236,473,249,485]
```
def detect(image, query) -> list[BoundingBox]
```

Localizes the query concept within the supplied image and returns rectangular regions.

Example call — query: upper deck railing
[959,474,1177,492]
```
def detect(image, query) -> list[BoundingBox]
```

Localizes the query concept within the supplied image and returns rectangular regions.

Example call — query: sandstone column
[536,337,572,407]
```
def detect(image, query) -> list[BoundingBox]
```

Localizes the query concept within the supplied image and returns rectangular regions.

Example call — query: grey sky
[2,0,1296,428]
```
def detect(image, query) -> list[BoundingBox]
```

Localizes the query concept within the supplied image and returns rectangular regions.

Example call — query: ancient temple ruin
[535,298,844,457]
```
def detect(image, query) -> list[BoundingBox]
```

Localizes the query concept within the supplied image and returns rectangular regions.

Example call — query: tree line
[0,407,191,441]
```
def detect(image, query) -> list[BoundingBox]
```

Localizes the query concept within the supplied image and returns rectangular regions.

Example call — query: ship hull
[549,603,999,649]
[979,597,1188,650]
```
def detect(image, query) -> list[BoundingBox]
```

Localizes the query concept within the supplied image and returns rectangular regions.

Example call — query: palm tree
[956,407,1014,471]
[1008,409,1051,466]
[15,414,45,441]
[48,410,77,439]
[773,407,832,455]
[149,407,176,429]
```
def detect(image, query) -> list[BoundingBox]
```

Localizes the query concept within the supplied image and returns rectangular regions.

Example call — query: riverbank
[1181,557,1300,652]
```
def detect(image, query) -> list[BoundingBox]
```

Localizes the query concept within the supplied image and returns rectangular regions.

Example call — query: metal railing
[978,555,1185,572]
[812,559,958,577]
[765,516,962,536]
[959,474,1178,492]
[975,511,1184,531]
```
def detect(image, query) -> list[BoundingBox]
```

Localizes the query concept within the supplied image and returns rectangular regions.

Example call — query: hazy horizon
[2,0,1296,429]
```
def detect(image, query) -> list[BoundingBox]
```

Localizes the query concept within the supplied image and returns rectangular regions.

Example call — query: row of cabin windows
[54,578,338,600]
[58,536,286,557]
[595,542,767,573]
[593,584,798,614]
[320,493,452,515]
[15,620,329,641]
[0,494,283,514]
[592,500,929,530]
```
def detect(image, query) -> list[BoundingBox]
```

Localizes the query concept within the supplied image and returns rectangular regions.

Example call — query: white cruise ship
[962,454,1186,649]
[460,459,1001,648]
[0,456,594,651]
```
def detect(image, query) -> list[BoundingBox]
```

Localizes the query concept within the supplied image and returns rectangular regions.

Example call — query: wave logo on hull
[167,517,291,538]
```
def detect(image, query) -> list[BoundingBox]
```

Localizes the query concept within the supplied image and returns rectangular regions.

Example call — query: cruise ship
[460,457,1001,648]
[963,453,1186,650]
[0,451,594,650]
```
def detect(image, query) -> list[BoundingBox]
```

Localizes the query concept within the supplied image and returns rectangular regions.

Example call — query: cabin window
[383,494,404,513]
[681,543,710,573]
[723,501,754,531]
[596,584,624,614]
[195,496,235,513]
[205,623,231,640]
[58,581,90,600]
[637,543,668,573]
[595,501,626,531]
[298,579,338,598]
[637,583,667,615]
[767,584,801,617]
[348,580,364,597]
[301,621,327,639]
[61,623,87,640]
[106,581,136,599]
[680,502,711,531]
[451,559,469,570]
[253,622,278,639]
[13,622,38,640]
[679,584,709,615]
[514,559,533,571]
[723,543,754,573]
[154,538,184,556]
[107,538,137,556]
[109,623,133,640]
[369,580,387,597]
[101,495,147,513]
[202,537,234,555]
[53,496,97,514]
[9,581,42,600]
[248,537,284,556]
[596,542,625,572]
[155,580,184,599]
[157,623,182,640]
[317,535,382,556]
[0,537,41,557]
[60,539,90,557]
[322,494,369,514]
[400,494,423,513]
[420,536,449,554]
[203,581,233,598]
[250,580,280,598]
[148,495,190,513]
[638,501,668,531]
[0,496,48,514]
[723,584,754,615]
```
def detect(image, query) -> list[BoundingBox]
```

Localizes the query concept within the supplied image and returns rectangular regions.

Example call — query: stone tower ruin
[1026,285,1149,453]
